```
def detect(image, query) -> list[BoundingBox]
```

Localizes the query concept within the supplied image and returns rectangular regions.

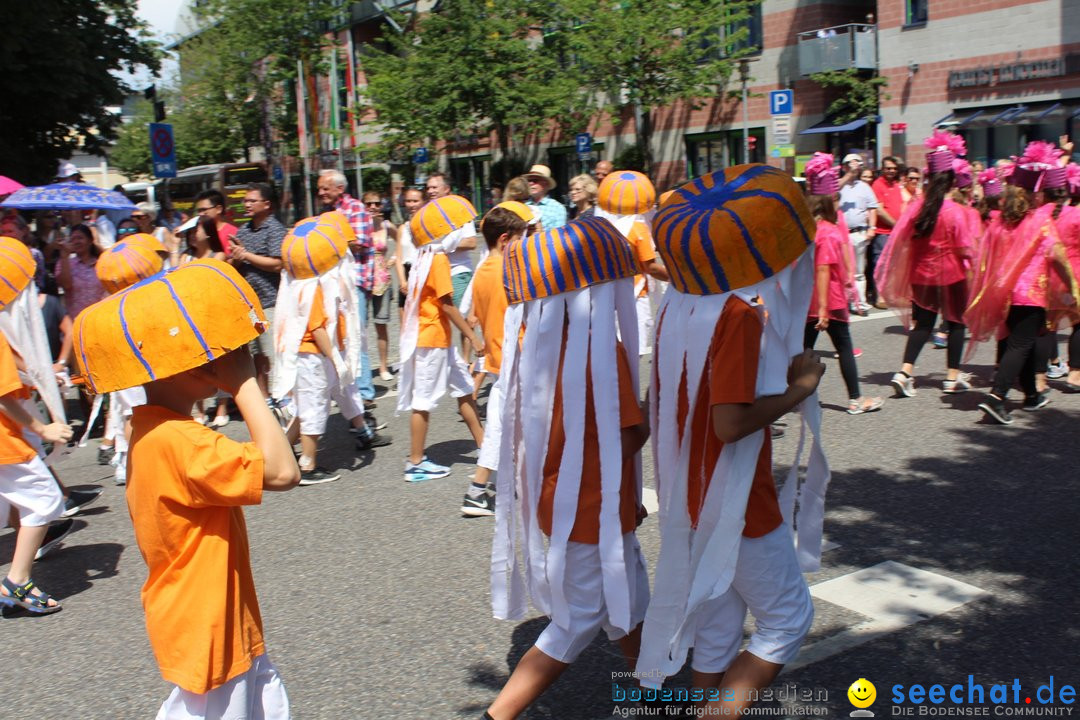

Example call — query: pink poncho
[874,197,978,325]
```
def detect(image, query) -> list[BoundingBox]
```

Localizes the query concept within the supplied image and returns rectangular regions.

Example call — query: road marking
[786,561,988,671]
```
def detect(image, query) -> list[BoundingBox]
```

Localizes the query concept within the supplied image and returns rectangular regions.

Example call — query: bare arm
[311,325,335,359]
[456,235,478,251]
[710,350,825,444]
[56,314,73,368]
[867,208,878,230]
[234,247,283,273]
[814,264,830,330]
[209,349,299,491]
[876,206,896,227]
[56,251,72,295]
[0,395,71,444]
[440,295,484,355]
[645,259,670,282]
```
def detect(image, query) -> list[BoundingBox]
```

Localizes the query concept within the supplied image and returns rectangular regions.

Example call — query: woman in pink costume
[1043,156,1080,390]
[966,141,1078,424]
[876,131,978,397]
[803,153,884,414]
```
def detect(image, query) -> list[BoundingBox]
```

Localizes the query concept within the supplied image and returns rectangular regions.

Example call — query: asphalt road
[2,308,1078,719]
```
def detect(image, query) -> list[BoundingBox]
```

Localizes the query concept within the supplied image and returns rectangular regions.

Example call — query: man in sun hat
[838,152,878,313]
[524,164,567,230]
[636,165,829,714]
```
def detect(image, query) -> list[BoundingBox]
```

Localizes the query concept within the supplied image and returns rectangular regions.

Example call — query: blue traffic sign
[413,147,429,164]
[575,132,593,154]
[769,90,794,116]
[149,123,176,178]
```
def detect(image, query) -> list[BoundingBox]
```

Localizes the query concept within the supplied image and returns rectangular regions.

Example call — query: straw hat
[597,171,656,216]
[73,259,267,393]
[524,164,556,192]
[96,240,164,294]
[410,195,478,247]
[503,216,636,304]
[0,237,36,310]
[282,213,354,279]
[653,164,815,295]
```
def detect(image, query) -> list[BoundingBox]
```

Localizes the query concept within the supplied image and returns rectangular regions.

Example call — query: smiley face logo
[848,678,877,709]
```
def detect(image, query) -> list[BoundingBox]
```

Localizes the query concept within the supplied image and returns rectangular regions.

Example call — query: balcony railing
[797,23,877,76]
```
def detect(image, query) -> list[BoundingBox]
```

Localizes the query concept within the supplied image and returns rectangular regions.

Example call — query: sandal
[0,577,62,614]
[847,397,884,415]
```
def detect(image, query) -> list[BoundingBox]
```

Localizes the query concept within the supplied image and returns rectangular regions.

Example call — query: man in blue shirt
[524,164,567,230]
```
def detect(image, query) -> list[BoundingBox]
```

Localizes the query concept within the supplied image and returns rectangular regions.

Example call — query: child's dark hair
[481,207,527,249]
[806,194,837,225]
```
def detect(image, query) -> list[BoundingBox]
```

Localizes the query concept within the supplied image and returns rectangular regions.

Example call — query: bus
[166,162,268,225]
[123,162,269,225]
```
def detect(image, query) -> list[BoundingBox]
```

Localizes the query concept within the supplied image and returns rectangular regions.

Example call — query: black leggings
[805,320,860,399]
[993,305,1045,398]
[903,303,965,370]
[1071,324,1080,370]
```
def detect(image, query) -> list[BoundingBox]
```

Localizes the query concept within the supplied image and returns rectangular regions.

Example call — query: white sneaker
[379,370,395,382]
[891,372,916,397]
[943,373,972,394]
[1046,362,1068,379]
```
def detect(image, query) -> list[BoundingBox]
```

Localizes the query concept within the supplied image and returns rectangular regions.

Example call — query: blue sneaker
[405,457,451,483]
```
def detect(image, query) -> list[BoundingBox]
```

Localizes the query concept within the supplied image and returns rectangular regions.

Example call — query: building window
[905,0,928,27]
[686,129,765,177]
[699,5,764,61]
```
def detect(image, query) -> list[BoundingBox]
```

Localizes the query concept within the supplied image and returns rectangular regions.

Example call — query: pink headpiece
[978,168,1002,198]
[924,131,967,173]
[952,159,973,189]
[1066,163,1080,195]
[805,152,839,195]
[1013,141,1065,191]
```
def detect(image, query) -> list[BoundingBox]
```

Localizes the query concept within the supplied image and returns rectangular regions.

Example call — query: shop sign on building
[948,58,1066,89]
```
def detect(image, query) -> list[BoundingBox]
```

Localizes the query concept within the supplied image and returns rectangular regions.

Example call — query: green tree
[0,0,160,184]
[110,100,155,179]
[360,0,578,163]
[809,69,890,124]
[548,0,764,173]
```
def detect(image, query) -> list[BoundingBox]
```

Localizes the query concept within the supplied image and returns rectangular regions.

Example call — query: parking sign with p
[769,90,794,116]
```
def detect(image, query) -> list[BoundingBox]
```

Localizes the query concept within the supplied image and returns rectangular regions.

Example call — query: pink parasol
[0,176,25,195]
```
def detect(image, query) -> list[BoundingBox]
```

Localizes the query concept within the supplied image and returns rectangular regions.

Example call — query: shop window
[686,129,765,177]
[905,0,928,27]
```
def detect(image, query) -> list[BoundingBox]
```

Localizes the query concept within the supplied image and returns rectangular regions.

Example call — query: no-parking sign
[149,123,176,178]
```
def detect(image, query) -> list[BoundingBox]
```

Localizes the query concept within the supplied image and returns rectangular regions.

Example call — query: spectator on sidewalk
[194,189,238,255]
[838,153,878,314]
[869,156,905,308]
[525,164,567,230]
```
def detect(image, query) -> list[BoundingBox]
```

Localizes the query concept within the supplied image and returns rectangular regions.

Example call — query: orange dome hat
[124,232,167,256]
[96,240,164,294]
[503,216,636,304]
[0,237,36,310]
[73,259,266,393]
[411,195,477,247]
[653,164,814,296]
[493,200,537,224]
[282,213,353,279]
[597,170,656,215]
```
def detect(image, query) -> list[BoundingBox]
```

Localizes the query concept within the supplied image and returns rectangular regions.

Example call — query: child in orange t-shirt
[397,196,485,483]
[460,207,526,517]
[486,216,650,720]
[0,332,73,614]
[73,260,300,718]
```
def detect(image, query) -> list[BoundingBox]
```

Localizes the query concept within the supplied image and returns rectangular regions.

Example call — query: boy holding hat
[74,259,300,717]
[636,166,829,713]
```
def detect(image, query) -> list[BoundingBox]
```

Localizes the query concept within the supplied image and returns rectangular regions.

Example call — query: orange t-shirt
[537,340,644,544]
[0,334,36,465]
[298,285,342,355]
[128,405,266,694]
[418,254,453,349]
[627,221,657,297]
[676,296,782,538]
[470,254,508,374]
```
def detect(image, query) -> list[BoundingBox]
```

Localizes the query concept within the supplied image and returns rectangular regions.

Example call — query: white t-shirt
[444,221,476,277]
[397,221,417,267]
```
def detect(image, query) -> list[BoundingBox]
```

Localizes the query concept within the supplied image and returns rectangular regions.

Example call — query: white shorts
[410,346,473,412]
[295,353,364,436]
[690,524,814,673]
[156,653,289,720]
[112,386,146,455]
[0,456,63,528]
[535,532,650,664]
[476,376,502,471]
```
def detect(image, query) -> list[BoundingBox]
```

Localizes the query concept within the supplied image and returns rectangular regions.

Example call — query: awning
[1008,102,1063,126]
[799,117,869,135]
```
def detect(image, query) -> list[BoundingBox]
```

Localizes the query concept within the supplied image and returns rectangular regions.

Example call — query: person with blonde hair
[567,174,598,220]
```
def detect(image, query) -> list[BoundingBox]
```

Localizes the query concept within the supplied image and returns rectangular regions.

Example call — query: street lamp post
[739,59,751,164]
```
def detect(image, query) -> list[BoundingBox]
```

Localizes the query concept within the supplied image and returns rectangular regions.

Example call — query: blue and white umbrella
[0,183,136,211]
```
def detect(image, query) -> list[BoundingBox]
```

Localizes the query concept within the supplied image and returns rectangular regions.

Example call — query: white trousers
[156,654,289,720]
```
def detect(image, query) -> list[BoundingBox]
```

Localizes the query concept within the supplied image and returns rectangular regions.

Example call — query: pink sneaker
[853,348,863,358]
